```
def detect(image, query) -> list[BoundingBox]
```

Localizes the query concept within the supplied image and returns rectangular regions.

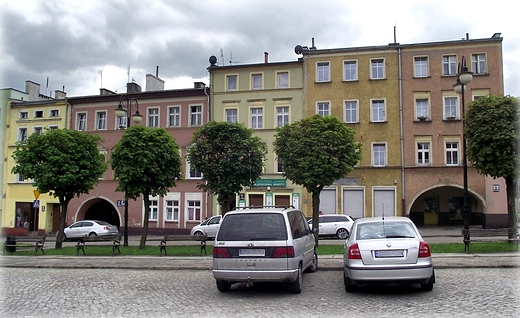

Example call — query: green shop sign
[253,179,286,187]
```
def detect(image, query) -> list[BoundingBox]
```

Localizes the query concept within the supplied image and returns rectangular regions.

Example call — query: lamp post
[453,56,473,246]
[115,94,142,246]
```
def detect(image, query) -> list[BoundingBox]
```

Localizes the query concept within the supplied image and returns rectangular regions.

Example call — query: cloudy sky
[1,0,518,98]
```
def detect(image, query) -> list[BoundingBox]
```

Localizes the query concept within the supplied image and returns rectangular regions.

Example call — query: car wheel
[216,280,231,292]
[288,264,303,294]
[336,228,349,239]
[193,231,204,239]
[306,250,318,273]
[420,271,435,292]
[89,232,97,237]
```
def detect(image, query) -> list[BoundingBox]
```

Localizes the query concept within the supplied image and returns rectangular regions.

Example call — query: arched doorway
[81,199,121,229]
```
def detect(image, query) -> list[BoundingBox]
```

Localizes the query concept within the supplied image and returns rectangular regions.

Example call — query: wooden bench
[75,235,121,256]
[461,228,519,252]
[148,234,208,256]
[3,235,46,255]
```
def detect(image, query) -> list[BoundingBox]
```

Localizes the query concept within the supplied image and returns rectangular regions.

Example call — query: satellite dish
[209,55,217,66]
[294,45,303,55]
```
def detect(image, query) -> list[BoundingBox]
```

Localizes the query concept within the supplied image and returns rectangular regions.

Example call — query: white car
[61,220,119,241]
[190,215,221,239]
[308,214,354,239]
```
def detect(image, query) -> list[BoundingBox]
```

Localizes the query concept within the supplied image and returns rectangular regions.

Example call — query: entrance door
[248,194,264,207]
[275,195,290,207]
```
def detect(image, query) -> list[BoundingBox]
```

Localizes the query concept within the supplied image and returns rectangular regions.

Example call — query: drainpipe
[398,46,406,216]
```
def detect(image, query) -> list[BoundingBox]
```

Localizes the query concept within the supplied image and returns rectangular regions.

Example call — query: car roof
[225,206,298,215]
[354,216,412,224]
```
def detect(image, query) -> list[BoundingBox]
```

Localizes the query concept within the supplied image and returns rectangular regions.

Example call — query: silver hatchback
[212,207,317,293]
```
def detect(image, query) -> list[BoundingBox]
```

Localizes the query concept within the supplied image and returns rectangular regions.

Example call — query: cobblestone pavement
[1,267,518,317]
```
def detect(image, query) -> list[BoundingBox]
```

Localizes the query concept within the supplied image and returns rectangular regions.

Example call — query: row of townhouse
[0,33,509,236]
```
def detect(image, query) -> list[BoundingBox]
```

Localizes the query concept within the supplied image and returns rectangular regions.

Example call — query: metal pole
[462,83,470,243]
[123,106,131,247]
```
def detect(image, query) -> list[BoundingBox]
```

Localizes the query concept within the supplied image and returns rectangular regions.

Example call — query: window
[33,126,43,135]
[19,111,28,119]
[147,108,159,127]
[166,200,179,221]
[417,142,430,165]
[276,158,284,174]
[316,62,330,82]
[117,115,127,129]
[224,108,237,123]
[414,57,428,77]
[445,142,459,165]
[277,72,289,88]
[190,105,202,126]
[371,59,385,79]
[371,100,386,122]
[17,174,25,182]
[226,75,237,91]
[187,200,201,221]
[168,106,180,127]
[444,97,458,119]
[276,106,289,127]
[96,111,106,130]
[18,127,28,141]
[472,53,486,74]
[187,160,202,179]
[149,199,158,220]
[50,109,59,117]
[77,113,86,130]
[251,73,262,90]
[343,60,358,81]
[317,102,330,116]
[373,144,386,167]
[48,125,58,130]
[443,55,457,76]
[416,99,429,119]
[250,108,263,129]
[34,110,44,118]
[99,150,107,179]
[344,100,358,123]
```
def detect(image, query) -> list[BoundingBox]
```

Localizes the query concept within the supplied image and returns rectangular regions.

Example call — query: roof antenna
[382,204,385,220]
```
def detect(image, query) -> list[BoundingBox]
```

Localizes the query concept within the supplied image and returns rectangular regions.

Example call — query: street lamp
[115,94,142,246]
[453,56,473,249]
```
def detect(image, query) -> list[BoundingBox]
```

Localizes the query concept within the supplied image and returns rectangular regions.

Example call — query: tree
[464,95,519,236]
[273,115,362,243]
[187,121,267,213]
[110,126,182,249]
[11,129,107,248]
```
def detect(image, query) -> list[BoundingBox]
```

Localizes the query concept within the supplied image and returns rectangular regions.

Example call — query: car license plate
[375,250,404,258]
[239,249,265,257]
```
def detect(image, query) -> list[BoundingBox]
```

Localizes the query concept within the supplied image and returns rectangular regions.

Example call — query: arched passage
[76,198,121,229]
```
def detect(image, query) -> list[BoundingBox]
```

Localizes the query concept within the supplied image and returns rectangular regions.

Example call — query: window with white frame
[48,125,58,130]
[250,108,263,129]
[18,127,28,141]
[443,55,457,76]
[414,57,428,77]
[77,113,86,130]
[276,106,289,127]
[277,71,289,88]
[165,199,179,221]
[344,100,358,123]
[343,60,358,81]
[317,102,330,116]
[371,58,385,79]
[19,111,28,119]
[190,105,202,126]
[444,97,458,119]
[96,111,106,130]
[416,99,429,119]
[34,110,44,118]
[33,126,43,135]
[417,142,431,165]
[251,73,262,90]
[50,109,59,117]
[149,199,158,220]
[226,75,237,91]
[187,200,201,221]
[372,143,386,167]
[225,108,238,123]
[472,53,486,74]
[276,158,284,174]
[186,159,202,179]
[99,150,107,179]
[371,100,386,122]
[445,141,459,166]
[316,62,330,82]
[147,108,159,127]
[117,115,127,129]
[16,174,26,182]
[168,106,181,127]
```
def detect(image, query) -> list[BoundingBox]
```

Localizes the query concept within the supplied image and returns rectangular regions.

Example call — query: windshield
[217,213,288,241]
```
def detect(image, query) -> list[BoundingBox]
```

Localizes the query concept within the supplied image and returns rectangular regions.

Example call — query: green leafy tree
[274,115,362,243]
[11,129,107,248]
[110,126,182,249]
[187,121,267,213]
[465,95,519,236]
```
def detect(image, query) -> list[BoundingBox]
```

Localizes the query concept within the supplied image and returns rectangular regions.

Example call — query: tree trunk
[55,197,70,249]
[311,188,322,247]
[505,175,517,240]
[140,195,150,249]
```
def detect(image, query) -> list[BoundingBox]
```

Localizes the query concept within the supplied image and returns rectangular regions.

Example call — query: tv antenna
[229,52,241,65]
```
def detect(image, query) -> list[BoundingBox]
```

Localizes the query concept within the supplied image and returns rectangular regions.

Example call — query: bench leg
[200,241,207,256]
[76,242,86,256]
[159,241,167,256]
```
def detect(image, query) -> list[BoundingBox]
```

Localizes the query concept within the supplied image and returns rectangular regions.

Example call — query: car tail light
[347,243,361,259]
[213,247,230,258]
[419,241,431,257]
[273,247,295,258]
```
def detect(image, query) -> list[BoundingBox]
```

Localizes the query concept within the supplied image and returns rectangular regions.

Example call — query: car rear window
[356,222,417,240]
[217,213,288,241]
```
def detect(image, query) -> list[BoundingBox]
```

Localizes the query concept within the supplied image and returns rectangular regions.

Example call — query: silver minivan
[212,207,317,293]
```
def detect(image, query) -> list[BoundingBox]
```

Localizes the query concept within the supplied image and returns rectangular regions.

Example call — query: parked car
[59,220,119,241]
[212,206,317,293]
[190,215,222,239]
[343,216,435,292]
[308,214,354,239]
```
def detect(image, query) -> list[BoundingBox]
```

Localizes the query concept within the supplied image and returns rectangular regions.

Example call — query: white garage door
[343,188,364,219]
[374,188,395,217]
[319,188,336,215]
